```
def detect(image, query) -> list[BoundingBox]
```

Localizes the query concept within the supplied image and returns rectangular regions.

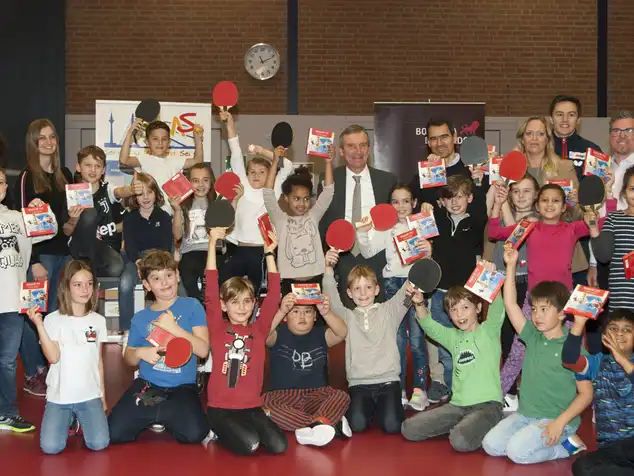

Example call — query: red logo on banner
[460,121,480,135]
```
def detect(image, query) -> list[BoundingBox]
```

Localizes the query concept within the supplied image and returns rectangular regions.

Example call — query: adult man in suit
[319,124,397,308]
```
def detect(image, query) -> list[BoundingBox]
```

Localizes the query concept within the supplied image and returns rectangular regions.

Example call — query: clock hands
[262,56,275,64]
[259,56,264,64]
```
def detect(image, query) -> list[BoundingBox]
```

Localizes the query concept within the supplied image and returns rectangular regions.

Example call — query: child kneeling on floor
[401,260,505,451]
[263,292,350,447]
[108,250,210,444]
[28,260,109,454]
[481,247,592,464]
[205,227,287,455]
[323,249,411,434]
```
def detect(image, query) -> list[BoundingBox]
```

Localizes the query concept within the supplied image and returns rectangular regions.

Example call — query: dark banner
[373,102,486,182]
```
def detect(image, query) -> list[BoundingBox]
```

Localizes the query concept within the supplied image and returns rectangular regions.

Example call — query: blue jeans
[429,290,453,389]
[482,412,577,464]
[383,277,428,391]
[40,398,109,454]
[20,254,71,376]
[0,312,23,416]
[118,257,139,331]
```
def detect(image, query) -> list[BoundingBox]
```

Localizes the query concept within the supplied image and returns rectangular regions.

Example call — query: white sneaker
[408,389,429,412]
[121,330,129,357]
[202,429,218,448]
[338,416,352,438]
[295,424,336,447]
[401,390,408,408]
[503,394,519,413]
[149,423,165,433]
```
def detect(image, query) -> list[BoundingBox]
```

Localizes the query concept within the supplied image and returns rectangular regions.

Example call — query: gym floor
[1,344,591,476]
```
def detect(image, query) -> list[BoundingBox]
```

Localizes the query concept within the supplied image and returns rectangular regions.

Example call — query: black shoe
[0,415,36,433]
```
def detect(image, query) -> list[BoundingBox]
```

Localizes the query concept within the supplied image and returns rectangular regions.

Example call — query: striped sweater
[592,211,634,310]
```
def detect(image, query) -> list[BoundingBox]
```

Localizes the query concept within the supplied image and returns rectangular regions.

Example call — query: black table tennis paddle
[271,122,293,171]
[134,99,161,145]
[460,137,488,186]
[403,258,442,307]
[578,174,605,227]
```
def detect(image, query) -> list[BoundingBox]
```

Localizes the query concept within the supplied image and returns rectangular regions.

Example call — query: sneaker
[121,330,129,357]
[0,415,36,433]
[503,394,519,413]
[562,434,587,456]
[149,424,165,433]
[401,390,408,408]
[68,418,82,437]
[295,424,336,447]
[201,429,218,448]
[23,373,47,397]
[427,381,450,404]
[335,416,352,439]
[408,389,430,411]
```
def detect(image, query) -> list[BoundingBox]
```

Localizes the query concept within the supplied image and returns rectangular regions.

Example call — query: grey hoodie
[323,269,408,386]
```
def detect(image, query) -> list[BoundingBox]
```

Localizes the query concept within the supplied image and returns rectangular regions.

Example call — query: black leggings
[179,250,207,302]
[207,407,287,456]
[346,382,404,434]
[572,437,634,476]
[108,379,209,444]
[70,208,124,277]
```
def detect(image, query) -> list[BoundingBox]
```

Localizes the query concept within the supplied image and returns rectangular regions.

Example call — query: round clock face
[244,43,280,80]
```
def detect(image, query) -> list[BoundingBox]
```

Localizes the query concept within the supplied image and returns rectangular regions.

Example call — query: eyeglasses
[610,127,634,136]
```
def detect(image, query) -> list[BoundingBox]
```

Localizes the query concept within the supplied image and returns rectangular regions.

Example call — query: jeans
[0,312,23,416]
[118,257,139,331]
[401,401,503,452]
[40,398,109,454]
[108,379,208,444]
[346,382,404,434]
[429,290,453,389]
[482,412,577,464]
[383,277,428,391]
[20,254,71,376]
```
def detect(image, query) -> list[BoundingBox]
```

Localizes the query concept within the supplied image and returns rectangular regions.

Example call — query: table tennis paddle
[271,122,293,171]
[460,137,489,187]
[499,151,527,185]
[403,258,442,307]
[356,204,399,231]
[212,81,239,122]
[578,174,605,227]
[214,172,241,200]
[157,337,192,368]
[205,198,235,249]
[134,99,161,145]
[326,219,356,253]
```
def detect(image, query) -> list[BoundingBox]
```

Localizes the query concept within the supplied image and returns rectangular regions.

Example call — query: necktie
[351,175,362,256]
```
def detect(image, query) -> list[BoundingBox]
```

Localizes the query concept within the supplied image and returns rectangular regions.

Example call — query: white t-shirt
[137,155,188,215]
[44,311,107,404]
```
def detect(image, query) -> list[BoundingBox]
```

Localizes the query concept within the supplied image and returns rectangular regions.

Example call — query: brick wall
[608,1,634,115]
[67,0,625,117]
[66,0,288,114]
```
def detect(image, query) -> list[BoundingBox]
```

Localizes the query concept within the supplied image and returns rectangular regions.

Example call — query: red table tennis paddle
[214,172,241,200]
[326,219,356,252]
[403,258,442,307]
[499,151,527,185]
[158,337,192,368]
[213,81,239,122]
[356,204,399,231]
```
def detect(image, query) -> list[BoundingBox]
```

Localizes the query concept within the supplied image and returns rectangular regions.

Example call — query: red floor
[1,344,591,476]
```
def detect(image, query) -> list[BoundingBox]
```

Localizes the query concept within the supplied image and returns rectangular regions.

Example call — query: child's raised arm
[318,295,348,347]
[264,148,285,190]
[562,315,591,373]
[257,231,282,330]
[266,293,297,347]
[322,250,349,322]
[503,246,527,335]
[27,308,60,364]
[184,124,204,169]
[119,119,143,168]
[206,228,227,271]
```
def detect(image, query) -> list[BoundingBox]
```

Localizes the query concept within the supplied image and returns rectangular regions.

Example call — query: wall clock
[244,43,280,80]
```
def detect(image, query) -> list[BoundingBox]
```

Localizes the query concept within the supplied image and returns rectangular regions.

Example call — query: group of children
[0,105,632,476]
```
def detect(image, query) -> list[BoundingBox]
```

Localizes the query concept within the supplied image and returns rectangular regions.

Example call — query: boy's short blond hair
[347,265,378,289]
[220,277,255,302]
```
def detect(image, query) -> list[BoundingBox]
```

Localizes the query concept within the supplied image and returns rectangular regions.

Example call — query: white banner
[94,100,212,186]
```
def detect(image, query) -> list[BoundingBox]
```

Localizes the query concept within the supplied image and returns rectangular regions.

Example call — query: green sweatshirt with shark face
[419,295,505,407]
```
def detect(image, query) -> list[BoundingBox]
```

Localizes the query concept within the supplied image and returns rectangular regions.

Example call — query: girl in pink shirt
[488,183,606,393]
